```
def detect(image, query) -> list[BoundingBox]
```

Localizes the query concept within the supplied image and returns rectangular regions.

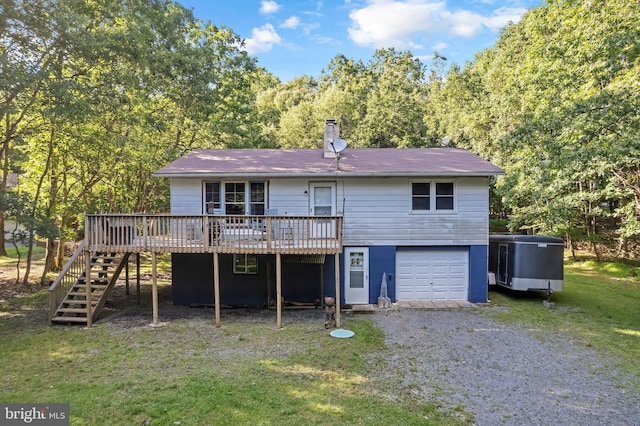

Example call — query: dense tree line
[1,0,638,282]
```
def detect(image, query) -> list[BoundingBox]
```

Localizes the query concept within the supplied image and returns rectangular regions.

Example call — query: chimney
[323,119,340,158]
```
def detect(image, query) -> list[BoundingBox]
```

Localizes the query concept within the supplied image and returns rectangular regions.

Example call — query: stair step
[73,284,108,289]
[62,299,99,305]
[57,308,91,314]
[67,292,102,298]
[51,316,89,323]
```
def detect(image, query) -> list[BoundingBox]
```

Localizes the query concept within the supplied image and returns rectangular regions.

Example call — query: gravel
[368,307,640,426]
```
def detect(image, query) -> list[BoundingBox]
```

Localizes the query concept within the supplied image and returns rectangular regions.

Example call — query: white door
[396,251,468,301]
[310,182,336,238]
[345,247,369,304]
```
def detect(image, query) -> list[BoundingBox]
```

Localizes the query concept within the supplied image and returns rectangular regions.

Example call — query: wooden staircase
[50,249,130,325]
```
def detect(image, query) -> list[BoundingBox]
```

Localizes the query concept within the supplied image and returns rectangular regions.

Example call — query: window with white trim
[225,182,246,215]
[205,182,221,213]
[234,254,258,274]
[411,182,431,211]
[411,181,455,212]
[435,182,454,210]
[205,181,267,215]
[250,182,265,215]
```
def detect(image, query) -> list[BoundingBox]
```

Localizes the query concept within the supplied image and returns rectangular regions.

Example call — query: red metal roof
[154,148,504,177]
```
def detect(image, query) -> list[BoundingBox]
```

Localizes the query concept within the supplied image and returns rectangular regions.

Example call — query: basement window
[233,254,258,274]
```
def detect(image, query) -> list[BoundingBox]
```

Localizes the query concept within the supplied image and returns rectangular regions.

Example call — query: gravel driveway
[369,308,640,426]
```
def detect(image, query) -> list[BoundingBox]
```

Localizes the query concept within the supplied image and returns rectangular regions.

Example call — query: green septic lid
[329,329,354,338]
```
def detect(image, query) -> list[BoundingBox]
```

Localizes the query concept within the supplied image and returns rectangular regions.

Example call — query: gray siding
[169,176,489,246]
[339,177,488,246]
[170,178,202,214]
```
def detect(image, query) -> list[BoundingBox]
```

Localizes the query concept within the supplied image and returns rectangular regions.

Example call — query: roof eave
[153,171,505,178]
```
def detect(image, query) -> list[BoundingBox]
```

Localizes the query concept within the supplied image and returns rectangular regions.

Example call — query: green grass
[487,256,640,384]
[0,290,468,426]
[0,246,46,265]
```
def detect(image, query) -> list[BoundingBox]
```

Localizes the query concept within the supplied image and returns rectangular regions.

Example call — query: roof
[490,234,564,244]
[154,148,504,178]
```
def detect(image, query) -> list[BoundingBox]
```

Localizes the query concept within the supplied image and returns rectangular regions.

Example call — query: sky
[177,0,543,82]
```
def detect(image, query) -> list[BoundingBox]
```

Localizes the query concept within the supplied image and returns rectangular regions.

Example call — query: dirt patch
[0,262,49,302]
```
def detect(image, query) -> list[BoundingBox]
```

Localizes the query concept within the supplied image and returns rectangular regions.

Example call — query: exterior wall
[170,178,202,214]
[468,245,488,303]
[366,246,396,304]
[168,175,491,304]
[172,253,336,306]
[170,176,490,246]
[339,177,489,247]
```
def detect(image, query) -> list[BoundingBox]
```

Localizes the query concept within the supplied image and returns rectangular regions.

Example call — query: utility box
[488,234,564,293]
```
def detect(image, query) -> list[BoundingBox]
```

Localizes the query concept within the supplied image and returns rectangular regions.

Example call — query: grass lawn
[2,248,639,424]
[487,255,640,384]
[0,287,467,425]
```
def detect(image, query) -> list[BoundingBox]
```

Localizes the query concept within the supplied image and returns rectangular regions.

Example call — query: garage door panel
[396,250,469,301]
[450,265,465,274]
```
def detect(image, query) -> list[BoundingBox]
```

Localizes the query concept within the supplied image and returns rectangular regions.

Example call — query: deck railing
[48,241,87,324]
[84,214,343,255]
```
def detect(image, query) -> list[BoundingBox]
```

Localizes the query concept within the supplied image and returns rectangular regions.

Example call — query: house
[154,121,504,308]
[49,121,503,328]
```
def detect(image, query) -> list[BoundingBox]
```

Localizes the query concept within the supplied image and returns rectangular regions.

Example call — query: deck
[52,214,344,328]
[85,214,343,255]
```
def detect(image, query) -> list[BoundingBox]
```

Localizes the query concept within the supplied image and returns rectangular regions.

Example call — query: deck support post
[335,253,341,328]
[85,250,93,328]
[276,252,282,329]
[151,252,158,325]
[136,253,141,305]
[266,261,272,307]
[214,252,220,327]
[125,258,130,295]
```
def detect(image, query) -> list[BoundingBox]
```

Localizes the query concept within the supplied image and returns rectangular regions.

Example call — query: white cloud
[348,0,444,48]
[441,10,484,37]
[348,0,528,48]
[244,24,282,54]
[433,41,449,51]
[281,16,301,29]
[260,0,280,15]
[483,7,528,32]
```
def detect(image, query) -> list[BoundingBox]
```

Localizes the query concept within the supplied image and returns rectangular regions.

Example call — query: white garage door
[396,250,469,301]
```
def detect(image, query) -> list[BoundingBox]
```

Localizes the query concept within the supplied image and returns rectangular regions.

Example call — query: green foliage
[3,0,639,268]
[429,0,640,251]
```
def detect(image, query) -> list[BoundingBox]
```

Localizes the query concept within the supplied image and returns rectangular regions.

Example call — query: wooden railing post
[142,216,149,250]
[266,217,272,252]
[85,250,93,328]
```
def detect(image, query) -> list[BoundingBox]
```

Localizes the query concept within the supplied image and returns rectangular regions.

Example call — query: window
[412,182,431,211]
[436,183,454,210]
[412,181,455,212]
[205,182,221,213]
[234,254,258,274]
[225,182,246,215]
[205,180,267,215]
[250,182,265,215]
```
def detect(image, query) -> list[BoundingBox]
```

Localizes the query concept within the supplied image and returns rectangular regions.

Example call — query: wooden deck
[49,214,344,329]
[85,214,343,255]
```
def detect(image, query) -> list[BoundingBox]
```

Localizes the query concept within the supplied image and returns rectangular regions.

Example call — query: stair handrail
[48,240,87,324]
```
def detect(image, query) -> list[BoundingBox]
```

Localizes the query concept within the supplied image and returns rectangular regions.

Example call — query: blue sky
[177,0,542,82]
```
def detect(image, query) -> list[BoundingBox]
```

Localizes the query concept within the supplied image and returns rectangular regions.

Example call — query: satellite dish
[440,136,451,147]
[330,138,348,153]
